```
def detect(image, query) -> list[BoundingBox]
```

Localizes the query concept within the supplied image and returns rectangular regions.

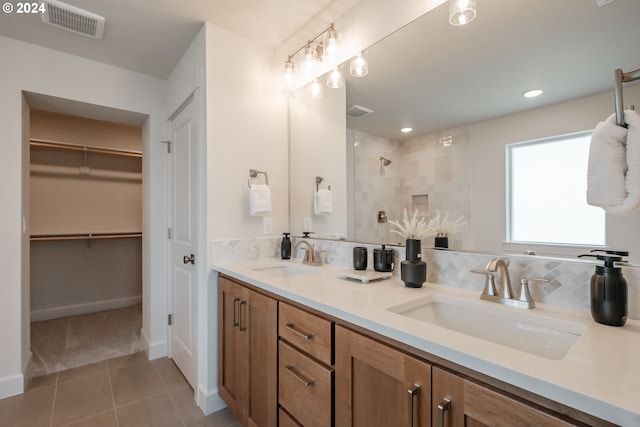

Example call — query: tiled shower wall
[350,127,472,248]
[211,237,640,321]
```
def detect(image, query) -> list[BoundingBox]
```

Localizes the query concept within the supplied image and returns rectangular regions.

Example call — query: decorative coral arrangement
[433,210,466,238]
[389,208,439,240]
[389,209,466,240]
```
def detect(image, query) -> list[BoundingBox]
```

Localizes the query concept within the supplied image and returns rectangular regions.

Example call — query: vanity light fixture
[523,88,544,98]
[350,52,369,77]
[449,0,477,26]
[327,66,345,89]
[282,23,341,89]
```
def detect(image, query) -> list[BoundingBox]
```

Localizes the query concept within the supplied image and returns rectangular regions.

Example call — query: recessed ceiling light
[401,127,413,133]
[523,88,543,98]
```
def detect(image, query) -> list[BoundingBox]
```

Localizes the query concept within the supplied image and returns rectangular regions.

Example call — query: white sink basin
[387,294,584,360]
[251,261,319,278]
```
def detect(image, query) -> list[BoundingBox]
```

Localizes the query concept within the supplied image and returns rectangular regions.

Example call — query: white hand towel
[249,184,272,216]
[587,110,640,214]
[314,188,333,215]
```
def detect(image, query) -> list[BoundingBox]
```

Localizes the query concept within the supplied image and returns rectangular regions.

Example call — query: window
[507,131,605,246]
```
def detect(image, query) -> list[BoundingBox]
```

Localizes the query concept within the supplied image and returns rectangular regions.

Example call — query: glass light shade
[323,26,339,58]
[327,67,344,89]
[350,52,368,77]
[283,57,295,89]
[310,78,323,98]
[449,0,477,26]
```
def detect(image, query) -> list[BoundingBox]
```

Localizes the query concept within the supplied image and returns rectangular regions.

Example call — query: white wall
[203,21,289,413]
[166,22,290,414]
[0,35,167,399]
[471,85,640,261]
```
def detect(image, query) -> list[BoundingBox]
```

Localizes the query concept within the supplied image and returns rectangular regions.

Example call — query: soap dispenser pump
[578,250,628,327]
[281,233,291,260]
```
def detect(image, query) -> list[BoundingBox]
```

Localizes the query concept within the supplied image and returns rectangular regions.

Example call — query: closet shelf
[30,232,142,242]
[30,138,142,158]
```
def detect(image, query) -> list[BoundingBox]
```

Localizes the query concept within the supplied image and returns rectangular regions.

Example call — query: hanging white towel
[249,184,272,216]
[587,110,640,214]
[314,188,333,215]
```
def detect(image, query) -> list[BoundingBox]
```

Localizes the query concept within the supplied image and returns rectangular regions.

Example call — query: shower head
[380,156,392,166]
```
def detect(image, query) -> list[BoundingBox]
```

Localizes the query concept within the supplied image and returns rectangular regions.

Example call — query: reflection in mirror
[289,0,640,261]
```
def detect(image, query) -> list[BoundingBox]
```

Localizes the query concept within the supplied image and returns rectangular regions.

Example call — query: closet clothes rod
[29,138,143,158]
[30,232,142,242]
[614,67,640,127]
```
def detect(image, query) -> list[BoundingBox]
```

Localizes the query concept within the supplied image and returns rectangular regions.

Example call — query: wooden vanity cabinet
[218,274,612,427]
[432,367,576,427]
[219,276,278,427]
[335,326,431,427]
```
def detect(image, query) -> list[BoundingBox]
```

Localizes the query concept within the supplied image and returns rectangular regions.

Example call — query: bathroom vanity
[215,259,639,426]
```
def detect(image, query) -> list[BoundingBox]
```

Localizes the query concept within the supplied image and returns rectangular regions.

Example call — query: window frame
[505,130,606,254]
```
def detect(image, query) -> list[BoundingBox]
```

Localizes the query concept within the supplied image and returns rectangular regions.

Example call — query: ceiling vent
[41,0,105,39]
[346,105,374,119]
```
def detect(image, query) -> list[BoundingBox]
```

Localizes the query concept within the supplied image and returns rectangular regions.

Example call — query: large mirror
[290,0,640,260]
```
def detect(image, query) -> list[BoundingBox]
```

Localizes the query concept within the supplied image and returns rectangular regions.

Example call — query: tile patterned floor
[0,352,239,427]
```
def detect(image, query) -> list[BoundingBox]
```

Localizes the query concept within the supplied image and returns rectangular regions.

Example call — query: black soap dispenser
[579,250,628,327]
[281,233,291,260]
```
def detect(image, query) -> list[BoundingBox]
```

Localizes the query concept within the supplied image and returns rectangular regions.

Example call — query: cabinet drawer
[279,341,333,427]
[278,408,301,427]
[279,302,333,365]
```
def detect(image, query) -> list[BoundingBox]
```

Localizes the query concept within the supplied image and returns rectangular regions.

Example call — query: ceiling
[0,0,357,79]
[344,0,640,140]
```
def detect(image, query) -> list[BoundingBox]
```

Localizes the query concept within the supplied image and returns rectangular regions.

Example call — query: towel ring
[248,169,268,188]
[315,176,331,192]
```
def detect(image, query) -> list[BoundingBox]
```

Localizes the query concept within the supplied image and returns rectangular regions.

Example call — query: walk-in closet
[29,110,143,376]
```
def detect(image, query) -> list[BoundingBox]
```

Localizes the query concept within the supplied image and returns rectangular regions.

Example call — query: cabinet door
[246,289,278,427]
[335,326,431,427]
[218,276,278,427]
[218,277,247,422]
[432,367,575,427]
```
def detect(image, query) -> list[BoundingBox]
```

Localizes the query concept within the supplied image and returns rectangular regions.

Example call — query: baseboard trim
[141,328,167,360]
[197,385,227,415]
[0,372,24,400]
[30,296,142,322]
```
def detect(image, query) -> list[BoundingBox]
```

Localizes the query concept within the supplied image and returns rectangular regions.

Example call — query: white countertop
[213,258,640,426]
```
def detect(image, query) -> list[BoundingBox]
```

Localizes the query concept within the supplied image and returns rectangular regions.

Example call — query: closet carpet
[30,305,144,377]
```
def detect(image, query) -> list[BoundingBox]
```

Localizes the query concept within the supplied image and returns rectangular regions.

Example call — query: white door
[168,96,198,388]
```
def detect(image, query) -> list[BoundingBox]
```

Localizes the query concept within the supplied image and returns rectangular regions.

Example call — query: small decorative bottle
[281,233,291,260]
[401,239,427,288]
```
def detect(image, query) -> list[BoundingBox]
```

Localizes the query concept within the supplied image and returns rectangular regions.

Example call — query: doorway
[28,108,144,376]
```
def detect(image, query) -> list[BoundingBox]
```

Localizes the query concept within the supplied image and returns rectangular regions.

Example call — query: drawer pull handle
[407,384,421,427]
[232,297,241,327]
[285,323,313,340]
[238,300,247,331]
[285,365,315,387]
[437,397,451,427]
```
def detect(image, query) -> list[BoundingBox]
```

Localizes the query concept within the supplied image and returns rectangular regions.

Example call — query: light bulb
[283,57,295,89]
[350,52,368,77]
[302,43,315,76]
[327,67,344,89]
[323,25,339,59]
[449,0,477,26]
[310,79,323,98]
